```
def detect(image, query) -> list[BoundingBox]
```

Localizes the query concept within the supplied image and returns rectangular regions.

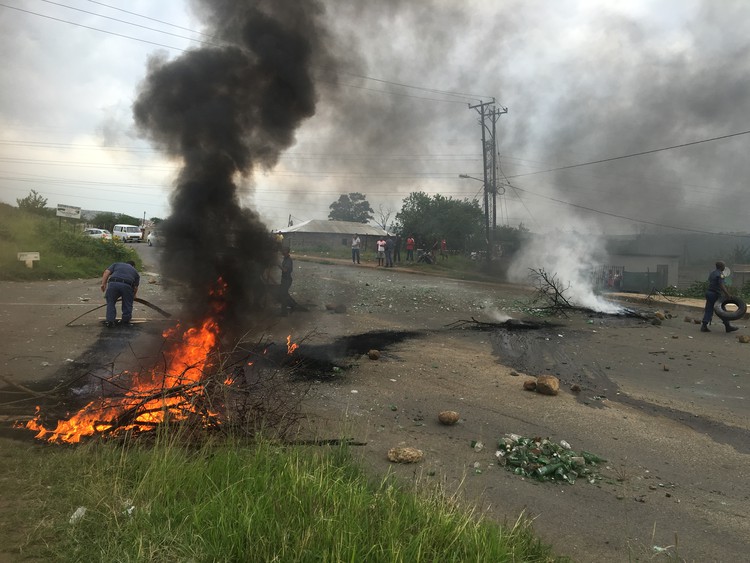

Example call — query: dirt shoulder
[1,256,749,562]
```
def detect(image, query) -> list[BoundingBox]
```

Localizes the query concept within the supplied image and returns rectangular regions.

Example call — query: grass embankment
[0,204,140,280]
[1,436,565,562]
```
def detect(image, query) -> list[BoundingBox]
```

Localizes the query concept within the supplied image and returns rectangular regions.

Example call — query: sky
[2,0,750,235]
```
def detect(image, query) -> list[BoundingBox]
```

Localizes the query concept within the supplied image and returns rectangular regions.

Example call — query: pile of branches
[525,267,577,317]
[26,337,312,444]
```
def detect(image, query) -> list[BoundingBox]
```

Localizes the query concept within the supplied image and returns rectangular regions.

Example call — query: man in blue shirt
[701,261,739,333]
[101,260,140,327]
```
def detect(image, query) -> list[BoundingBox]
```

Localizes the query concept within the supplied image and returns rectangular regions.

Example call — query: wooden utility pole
[469,100,507,261]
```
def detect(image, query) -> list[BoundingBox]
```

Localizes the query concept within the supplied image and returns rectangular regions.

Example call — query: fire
[286,335,298,355]
[24,282,227,444]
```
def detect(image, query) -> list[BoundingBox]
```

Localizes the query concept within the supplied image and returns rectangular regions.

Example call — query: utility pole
[469,99,507,261]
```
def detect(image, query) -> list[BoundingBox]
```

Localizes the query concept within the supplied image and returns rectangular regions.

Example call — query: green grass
[0,204,140,280]
[1,435,565,562]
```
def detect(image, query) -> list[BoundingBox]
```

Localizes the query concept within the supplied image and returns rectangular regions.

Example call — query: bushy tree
[394,192,484,252]
[90,212,142,230]
[16,190,50,215]
[495,223,530,256]
[328,192,374,223]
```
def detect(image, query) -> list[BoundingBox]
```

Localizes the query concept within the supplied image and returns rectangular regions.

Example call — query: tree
[91,212,142,230]
[16,190,49,215]
[375,204,394,232]
[328,192,374,223]
[495,223,530,257]
[394,192,484,253]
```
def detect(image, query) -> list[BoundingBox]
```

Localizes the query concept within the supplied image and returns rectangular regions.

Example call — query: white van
[112,224,143,243]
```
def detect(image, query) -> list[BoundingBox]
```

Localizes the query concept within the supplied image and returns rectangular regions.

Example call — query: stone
[523,379,537,391]
[334,304,347,314]
[739,335,750,344]
[536,375,560,396]
[651,318,662,326]
[387,446,424,463]
[683,316,692,323]
[438,411,460,425]
[654,311,666,320]
[367,349,380,360]
[570,383,582,393]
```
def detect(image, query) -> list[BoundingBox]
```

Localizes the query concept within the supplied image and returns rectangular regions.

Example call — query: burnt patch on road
[248,330,424,378]
[486,319,750,454]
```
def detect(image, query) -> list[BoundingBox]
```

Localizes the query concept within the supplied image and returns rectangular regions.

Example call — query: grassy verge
[0,204,140,280]
[0,435,565,562]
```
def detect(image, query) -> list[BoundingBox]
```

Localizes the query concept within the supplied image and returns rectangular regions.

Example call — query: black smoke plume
[132,0,335,329]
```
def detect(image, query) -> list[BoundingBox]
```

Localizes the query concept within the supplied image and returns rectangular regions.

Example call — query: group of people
[352,233,400,267]
[351,234,447,267]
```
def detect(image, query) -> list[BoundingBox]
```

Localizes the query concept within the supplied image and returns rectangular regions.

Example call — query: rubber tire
[714,296,747,321]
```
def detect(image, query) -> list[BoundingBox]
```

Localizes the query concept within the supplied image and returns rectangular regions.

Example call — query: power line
[504,180,750,238]
[0,2,494,105]
[508,129,750,179]
[0,2,188,51]
[85,0,214,37]
[38,0,217,46]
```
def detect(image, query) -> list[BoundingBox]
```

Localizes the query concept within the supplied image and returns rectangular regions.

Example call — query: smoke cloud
[132,0,337,328]
[507,233,622,314]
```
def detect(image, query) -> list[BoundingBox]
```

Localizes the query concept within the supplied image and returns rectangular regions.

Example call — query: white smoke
[507,232,622,314]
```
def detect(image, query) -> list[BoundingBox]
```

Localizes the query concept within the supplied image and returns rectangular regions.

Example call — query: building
[278,220,392,252]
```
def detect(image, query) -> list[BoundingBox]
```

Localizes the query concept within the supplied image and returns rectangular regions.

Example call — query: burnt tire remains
[714,297,747,321]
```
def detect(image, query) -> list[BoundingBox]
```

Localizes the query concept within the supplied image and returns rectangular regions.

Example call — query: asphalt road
[1,245,749,561]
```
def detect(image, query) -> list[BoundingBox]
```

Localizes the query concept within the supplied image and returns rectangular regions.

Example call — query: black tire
[714,297,747,321]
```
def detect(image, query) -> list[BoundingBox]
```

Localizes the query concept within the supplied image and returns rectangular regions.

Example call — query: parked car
[112,224,143,243]
[83,228,111,240]
[147,230,163,247]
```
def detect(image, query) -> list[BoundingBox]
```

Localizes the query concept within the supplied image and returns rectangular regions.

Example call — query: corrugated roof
[280,219,391,236]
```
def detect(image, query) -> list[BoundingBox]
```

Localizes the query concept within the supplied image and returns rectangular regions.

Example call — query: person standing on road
[351,234,361,264]
[279,247,297,316]
[101,260,140,327]
[405,235,415,261]
[384,237,394,268]
[376,237,386,267]
[701,260,739,333]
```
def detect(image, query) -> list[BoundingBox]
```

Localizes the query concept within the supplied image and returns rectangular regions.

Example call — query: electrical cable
[0,2,496,104]
[504,180,750,238]
[507,129,750,179]
[38,0,218,46]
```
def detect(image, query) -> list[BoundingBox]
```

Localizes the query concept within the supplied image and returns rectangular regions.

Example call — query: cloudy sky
[2,0,749,235]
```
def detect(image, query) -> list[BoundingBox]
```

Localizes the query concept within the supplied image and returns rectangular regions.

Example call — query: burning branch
[21,320,311,444]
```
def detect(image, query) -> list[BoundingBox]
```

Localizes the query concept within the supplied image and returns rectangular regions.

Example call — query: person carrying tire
[701,261,740,333]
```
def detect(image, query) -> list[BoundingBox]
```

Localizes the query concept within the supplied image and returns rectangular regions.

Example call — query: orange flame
[25,281,227,444]
[286,335,298,355]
